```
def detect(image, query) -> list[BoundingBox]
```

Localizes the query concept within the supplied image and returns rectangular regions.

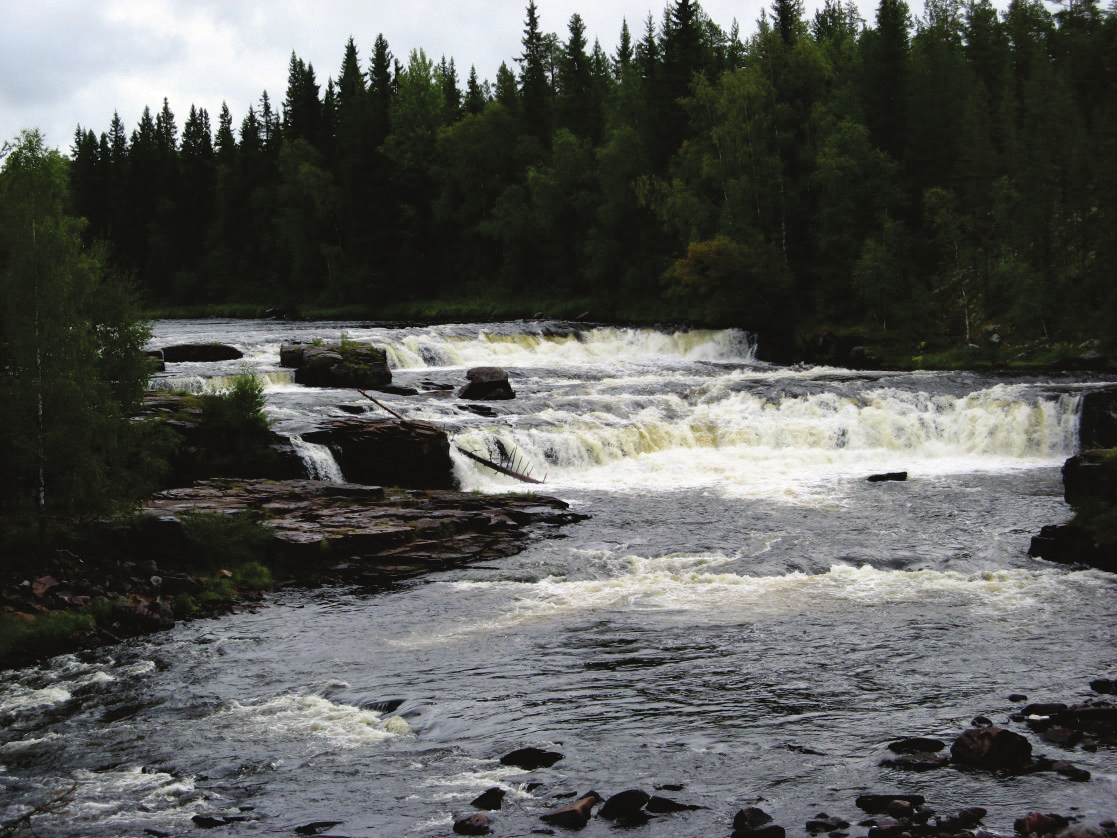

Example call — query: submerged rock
[453,812,493,835]
[471,787,506,810]
[500,747,565,770]
[855,795,925,813]
[598,789,651,821]
[887,737,945,754]
[867,471,908,482]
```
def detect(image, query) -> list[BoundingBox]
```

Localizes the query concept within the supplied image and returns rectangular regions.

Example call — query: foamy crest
[210,694,410,747]
[438,562,1103,632]
[451,385,1079,498]
[382,327,755,371]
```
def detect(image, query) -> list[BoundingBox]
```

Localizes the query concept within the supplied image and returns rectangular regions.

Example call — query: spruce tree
[517,1,552,142]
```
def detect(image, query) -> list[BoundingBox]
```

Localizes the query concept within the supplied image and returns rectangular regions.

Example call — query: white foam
[451,384,1079,499]
[428,562,1107,635]
[382,327,755,370]
[0,686,72,714]
[209,694,410,747]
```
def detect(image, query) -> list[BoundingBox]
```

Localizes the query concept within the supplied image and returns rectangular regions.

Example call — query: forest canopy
[62,0,1117,354]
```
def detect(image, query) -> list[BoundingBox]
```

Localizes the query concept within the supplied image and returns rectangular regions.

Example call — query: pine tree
[465,65,486,115]
[557,13,593,138]
[517,1,552,142]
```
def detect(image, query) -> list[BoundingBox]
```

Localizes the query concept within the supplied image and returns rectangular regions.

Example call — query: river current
[2,320,1115,836]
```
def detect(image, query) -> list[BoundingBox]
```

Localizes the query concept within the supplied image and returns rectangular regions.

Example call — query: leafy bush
[181,510,274,572]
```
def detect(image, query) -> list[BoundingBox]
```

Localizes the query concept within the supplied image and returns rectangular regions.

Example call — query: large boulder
[458,367,515,400]
[161,343,243,362]
[950,726,1032,770]
[1079,388,1117,449]
[303,418,454,489]
[281,341,392,389]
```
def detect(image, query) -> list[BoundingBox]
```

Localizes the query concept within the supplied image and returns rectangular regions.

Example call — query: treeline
[68,0,1117,346]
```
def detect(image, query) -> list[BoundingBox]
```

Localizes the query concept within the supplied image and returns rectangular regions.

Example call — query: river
[1,320,1115,836]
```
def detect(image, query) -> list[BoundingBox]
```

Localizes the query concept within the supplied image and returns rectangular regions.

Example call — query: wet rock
[855,795,926,814]
[1090,679,1116,695]
[191,814,231,828]
[867,472,908,482]
[453,812,493,835]
[372,384,419,397]
[500,747,564,770]
[950,727,1031,770]
[471,787,506,810]
[1041,726,1082,747]
[734,807,786,838]
[457,403,498,417]
[1008,693,1028,702]
[645,795,702,813]
[304,418,454,489]
[972,715,993,727]
[598,789,651,821]
[294,822,344,835]
[539,792,601,829]
[735,807,774,829]
[281,341,391,389]
[1014,813,1071,835]
[879,752,950,771]
[886,800,913,819]
[808,816,852,833]
[162,343,243,362]
[459,367,515,400]
[887,737,946,754]
[1057,827,1109,838]
[1052,760,1091,781]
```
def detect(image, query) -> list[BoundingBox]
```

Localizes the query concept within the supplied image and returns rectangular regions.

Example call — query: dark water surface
[2,321,1115,836]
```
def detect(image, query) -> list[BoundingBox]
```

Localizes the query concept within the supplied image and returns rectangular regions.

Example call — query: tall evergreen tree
[517,1,553,142]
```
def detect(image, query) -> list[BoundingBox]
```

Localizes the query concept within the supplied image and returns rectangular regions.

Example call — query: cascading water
[4,319,1115,837]
[287,434,344,482]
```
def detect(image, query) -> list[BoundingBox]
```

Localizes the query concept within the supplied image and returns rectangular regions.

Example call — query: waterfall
[381,326,757,370]
[288,434,344,482]
[450,385,1082,497]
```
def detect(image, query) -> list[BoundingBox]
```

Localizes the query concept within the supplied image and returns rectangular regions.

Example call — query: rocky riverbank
[0,480,587,670]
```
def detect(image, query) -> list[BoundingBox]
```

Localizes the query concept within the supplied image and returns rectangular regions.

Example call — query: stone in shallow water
[500,747,564,770]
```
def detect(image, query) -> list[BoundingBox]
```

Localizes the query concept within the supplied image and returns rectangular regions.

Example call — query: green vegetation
[59,0,1117,358]
[0,129,172,547]
[0,606,105,660]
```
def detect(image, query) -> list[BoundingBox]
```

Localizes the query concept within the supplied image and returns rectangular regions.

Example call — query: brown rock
[453,812,492,835]
[459,367,515,400]
[950,727,1032,770]
[540,792,602,829]
[1014,813,1070,835]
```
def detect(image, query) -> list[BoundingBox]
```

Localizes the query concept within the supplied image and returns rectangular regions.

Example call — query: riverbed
[1,320,1115,836]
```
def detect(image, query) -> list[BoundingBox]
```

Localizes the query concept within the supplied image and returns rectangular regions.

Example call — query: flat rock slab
[145,480,588,578]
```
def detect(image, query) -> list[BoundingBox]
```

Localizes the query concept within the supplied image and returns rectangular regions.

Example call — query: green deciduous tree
[0,130,166,543]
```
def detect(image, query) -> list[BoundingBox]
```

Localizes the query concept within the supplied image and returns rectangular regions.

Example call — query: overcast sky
[2,0,862,155]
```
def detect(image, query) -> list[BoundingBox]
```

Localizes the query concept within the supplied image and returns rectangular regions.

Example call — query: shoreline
[0,480,587,671]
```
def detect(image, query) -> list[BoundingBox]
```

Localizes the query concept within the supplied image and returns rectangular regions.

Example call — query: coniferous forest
[66,0,1117,357]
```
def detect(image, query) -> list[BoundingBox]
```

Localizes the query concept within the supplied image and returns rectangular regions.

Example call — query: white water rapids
[2,320,1115,837]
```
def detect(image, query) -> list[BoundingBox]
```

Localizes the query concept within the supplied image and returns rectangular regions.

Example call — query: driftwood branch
[357,389,412,423]
[455,445,545,484]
